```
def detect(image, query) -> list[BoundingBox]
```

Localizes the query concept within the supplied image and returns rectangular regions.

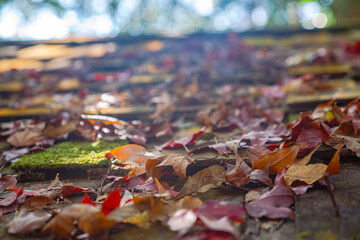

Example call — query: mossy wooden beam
[11,140,128,181]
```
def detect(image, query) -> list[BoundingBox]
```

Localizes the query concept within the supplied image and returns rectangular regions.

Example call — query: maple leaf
[156,125,210,150]
[175,165,226,200]
[6,208,52,235]
[252,145,299,174]
[245,184,295,219]
[42,204,116,237]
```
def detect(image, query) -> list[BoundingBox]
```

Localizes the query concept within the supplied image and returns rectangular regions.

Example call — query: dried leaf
[326,142,343,176]
[6,208,51,235]
[21,196,55,210]
[284,163,327,186]
[167,209,197,235]
[252,145,299,174]
[156,125,209,150]
[194,201,245,223]
[7,128,44,147]
[41,119,79,138]
[133,196,166,221]
[175,165,225,199]
[0,187,23,206]
[61,185,95,198]
[156,154,194,179]
[0,175,17,194]
[81,192,96,206]
[225,168,249,188]
[107,205,141,223]
[42,204,115,237]
[340,136,360,158]
[249,169,273,187]
[245,184,295,219]
[105,144,147,165]
[247,146,271,165]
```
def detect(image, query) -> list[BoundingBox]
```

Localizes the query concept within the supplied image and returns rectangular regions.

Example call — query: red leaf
[61,185,94,198]
[81,192,96,206]
[157,126,209,150]
[194,201,246,223]
[245,184,295,219]
[102,189,121,215]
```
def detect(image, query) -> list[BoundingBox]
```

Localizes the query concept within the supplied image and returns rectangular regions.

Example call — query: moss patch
[11,140,128,180]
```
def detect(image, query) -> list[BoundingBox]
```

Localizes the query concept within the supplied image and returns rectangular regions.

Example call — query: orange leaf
[326,142,343,176]
[252,145,299,174]
[22,196,56,211]
[105,144,147,164]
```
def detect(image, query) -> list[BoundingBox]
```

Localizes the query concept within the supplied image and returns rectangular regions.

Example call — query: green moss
[11,140,128,171]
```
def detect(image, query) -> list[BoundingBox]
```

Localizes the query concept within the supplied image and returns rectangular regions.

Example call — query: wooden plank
[295,163,360,239]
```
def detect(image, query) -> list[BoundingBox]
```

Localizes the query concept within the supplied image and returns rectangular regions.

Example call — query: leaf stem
[324,175,340,217]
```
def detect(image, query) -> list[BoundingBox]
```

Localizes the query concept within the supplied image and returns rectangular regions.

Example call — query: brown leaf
[326,141,343,176]
[7,127,44,147]
[284,163,327,186]
[133,196,167,221]
[0,174,17,194]
[225,168,249,188]
[156,154,194,179]
[21,196,56,211]
[247,146,271,165]
[171,196,203,211]
[252,145,299,174]
[175,165,226,200]
[293,144,321,165]
[42,204,115,237]
[41,119,79,138]
[145,159,163,180]
[340,136,360,158]
[6,208,51,235]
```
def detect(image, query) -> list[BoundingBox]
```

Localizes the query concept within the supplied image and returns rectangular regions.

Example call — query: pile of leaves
[1,97,359,239]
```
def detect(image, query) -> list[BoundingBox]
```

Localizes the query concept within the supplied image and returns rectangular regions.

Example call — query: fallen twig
[324,175,340,217]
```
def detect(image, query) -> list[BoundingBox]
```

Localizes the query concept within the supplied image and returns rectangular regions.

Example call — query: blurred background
[1,0,360,41]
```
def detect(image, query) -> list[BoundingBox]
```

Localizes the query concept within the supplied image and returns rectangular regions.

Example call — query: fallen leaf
[42,204,115,237]
[326,142,343,176]
[6,208,51,235]
[107,204,141,223]
[189,143,229,156]
[81,192,96,206]
[225,167,249,188]
[7,127,44,147]
[156,125,209,150]
[0,187,24,206]
[156,154,194,179]
[194,201,246,223]
[175,165,225,199]
[41,118,79,138]
[105,144,147,166]
[133,196,167,221]
[340,136,360,158]
[245,184,295,219]
[172,196,203,211]
[21,196,56,210]
[0,175,17,194]
[245,188,268,203]
[247,146,272,165]
[61,185,95,198]
[167,209,197,235]
[284,163,328,186]
[198,215,239,237]
[102,190,121,215]
[249,169,274,187]
[252,145,299,174]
